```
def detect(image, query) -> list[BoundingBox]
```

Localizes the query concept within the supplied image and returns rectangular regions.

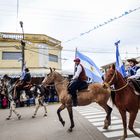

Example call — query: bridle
[104,70,129,92]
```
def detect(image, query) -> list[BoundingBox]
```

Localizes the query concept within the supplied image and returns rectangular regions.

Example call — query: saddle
[77,82,88,92]
[23,82,32,90]
[129,79,140,95]
[68,80,88,92]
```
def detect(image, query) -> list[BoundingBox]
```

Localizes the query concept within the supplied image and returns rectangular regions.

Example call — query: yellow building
[0,32,62,77]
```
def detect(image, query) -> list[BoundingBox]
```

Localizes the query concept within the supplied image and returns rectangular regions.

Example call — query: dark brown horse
[42,68,112,132]
[103,64,140,140]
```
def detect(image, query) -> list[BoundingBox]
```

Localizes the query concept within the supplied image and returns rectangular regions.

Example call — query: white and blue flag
[76,50,103,83]
[20,62,26,80]
[115,41,126,77]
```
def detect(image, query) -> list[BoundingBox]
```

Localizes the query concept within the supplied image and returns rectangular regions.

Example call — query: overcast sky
[0,0,140,72]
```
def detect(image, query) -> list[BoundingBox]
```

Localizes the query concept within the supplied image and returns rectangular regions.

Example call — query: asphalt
[0,103,107,140]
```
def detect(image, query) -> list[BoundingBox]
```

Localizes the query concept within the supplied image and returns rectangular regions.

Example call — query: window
[2,52,22,60]
[49,54,58,62]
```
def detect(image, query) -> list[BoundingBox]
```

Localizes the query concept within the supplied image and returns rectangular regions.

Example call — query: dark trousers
[68,79,87,105]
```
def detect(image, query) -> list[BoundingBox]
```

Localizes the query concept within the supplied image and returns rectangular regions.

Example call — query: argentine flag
[20,62,26,80]
[115,41,126,77]
[76,50,103,83]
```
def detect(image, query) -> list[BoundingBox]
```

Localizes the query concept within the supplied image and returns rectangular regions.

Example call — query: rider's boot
[72,94,77,107]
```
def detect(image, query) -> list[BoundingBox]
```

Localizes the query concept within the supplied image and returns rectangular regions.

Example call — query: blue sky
[0,0,140,72]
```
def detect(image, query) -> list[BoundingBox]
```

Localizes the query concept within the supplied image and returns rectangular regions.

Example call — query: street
[0,103,140,140]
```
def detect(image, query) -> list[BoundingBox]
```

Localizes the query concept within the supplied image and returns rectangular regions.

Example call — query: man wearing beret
[68,58,87,106]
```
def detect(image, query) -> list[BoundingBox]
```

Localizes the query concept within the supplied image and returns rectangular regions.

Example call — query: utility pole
[19,21,25,72]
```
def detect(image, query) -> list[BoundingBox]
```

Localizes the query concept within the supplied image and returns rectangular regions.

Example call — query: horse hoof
[67,128,73,132]
[103,125,108,129]
[43,114,47,117]
[18,115,21,120]
[62,121,65,126]
[6,117,10,120]
[32,116,35,118]
[134,132,140,137]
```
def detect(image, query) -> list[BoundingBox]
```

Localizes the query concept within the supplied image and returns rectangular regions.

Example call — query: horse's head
[3,74,9,81]
[103,64,118,88]
[42,68,62,86]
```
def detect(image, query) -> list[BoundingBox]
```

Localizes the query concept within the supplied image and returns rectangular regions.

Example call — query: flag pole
[74,48,77,75]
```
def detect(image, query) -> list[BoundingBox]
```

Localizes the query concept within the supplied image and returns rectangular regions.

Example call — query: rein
[105,70,129,92]
[110,82,129,92]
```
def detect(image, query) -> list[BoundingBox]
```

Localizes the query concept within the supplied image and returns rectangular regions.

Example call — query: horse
[103,64,140,140]
[42,68,112,132]
[2,75,22,120]
[2,75,49,119]
[31,84,50,118]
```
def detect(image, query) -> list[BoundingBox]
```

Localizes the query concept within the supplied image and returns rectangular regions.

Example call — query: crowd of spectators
[0,85,59,109]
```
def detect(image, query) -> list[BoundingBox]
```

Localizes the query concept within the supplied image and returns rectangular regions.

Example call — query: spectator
[2,96,8,109]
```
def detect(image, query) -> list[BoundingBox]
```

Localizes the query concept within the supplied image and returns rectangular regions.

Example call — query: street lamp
[19,21,25,72]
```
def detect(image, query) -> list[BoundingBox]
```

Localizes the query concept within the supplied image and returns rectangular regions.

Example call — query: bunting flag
[115,41,126,77]
[76,50,103,83]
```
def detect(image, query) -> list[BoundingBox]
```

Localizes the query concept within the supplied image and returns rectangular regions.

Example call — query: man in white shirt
[68,58,87,106]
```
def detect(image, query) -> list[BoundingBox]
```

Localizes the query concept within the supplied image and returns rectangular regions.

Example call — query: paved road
[0,103,140,140]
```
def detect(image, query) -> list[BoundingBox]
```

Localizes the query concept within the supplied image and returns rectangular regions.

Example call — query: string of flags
[62,6,140,44]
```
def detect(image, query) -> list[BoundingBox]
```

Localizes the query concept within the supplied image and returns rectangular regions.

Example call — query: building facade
[0,32,62,77]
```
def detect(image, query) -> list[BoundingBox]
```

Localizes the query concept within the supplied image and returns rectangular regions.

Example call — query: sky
[0,0,140,72]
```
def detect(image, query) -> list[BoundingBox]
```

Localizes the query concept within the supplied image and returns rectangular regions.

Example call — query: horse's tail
[110,91,116,105]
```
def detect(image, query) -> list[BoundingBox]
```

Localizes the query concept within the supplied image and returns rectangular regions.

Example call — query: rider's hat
[127,58,138,64]
[25,68,29,72]
[74,58,80,62]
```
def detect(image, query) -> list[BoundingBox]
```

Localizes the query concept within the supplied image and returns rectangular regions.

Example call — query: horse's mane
[53,71,69,88]
[116,70,127,83]
[54,71,68,81]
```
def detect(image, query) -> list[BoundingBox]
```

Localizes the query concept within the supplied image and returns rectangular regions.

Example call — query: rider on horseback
[127,58,140,77]
[14,68,31,99]
[68,58,88,106]
[127,58,140,93]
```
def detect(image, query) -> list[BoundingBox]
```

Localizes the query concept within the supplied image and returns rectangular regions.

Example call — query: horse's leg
[6,102,12,120]
[98,102,112,129]
[13,109,21,120]
[32,104,40,118]
[43,103,47,117]
[129,111,140,137]
[119,109,127,140]
[67,106,74,132]
[11,101,21,119]
[57,104,65,126]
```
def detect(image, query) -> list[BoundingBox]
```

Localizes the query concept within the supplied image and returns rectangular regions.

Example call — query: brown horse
[103,64,140,140]
[42,68,112,132]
